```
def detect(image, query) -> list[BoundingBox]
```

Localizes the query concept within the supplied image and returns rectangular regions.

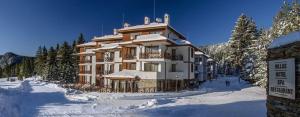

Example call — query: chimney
[124,22,130,28]
[113,29,118,35]
[164,13,170,25]
[144,16,150,24]
[155,18,162,23]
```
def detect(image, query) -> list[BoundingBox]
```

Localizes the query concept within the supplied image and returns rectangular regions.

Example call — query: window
[144,63,159,72]
[195,66,198,71]
[129,47,136,56]
[191,48,194,58]
[129,63,136,70]
[171,64,176,72]
[199,57,202,62]
[191,64,194,72]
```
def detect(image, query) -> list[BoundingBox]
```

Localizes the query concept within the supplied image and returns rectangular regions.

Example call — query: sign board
[269,58,295,99]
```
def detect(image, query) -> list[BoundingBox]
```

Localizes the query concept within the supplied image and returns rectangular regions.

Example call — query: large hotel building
[77,14,214,92]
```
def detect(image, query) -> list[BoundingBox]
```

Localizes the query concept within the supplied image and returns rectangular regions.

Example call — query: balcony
[96,70,104,75]
[79,71,92,74]
[124,54,136,60]
[104,56,114,62]
[80,60,92,63]
[140,52,171,59]
[104,70,114,75]
[96,58,104,62]
[171,55,183,61]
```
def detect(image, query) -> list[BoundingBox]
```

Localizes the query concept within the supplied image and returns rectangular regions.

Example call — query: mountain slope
[0,52,34,68]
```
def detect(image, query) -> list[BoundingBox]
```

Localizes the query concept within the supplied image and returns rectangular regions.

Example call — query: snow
[0,76,266,117]
[93,34,123,41]
[119,23,167,31]
[268,31,300,49]
[94,43,120,51]
[195,51,204,55]
[134,34,167,42]
[77,51,95,55]
[207,58,214,62]
[77,42,97,47]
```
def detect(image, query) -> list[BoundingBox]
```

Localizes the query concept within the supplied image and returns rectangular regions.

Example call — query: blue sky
[0,0,284,56]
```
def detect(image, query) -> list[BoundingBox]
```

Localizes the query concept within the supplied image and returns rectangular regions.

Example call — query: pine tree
[46,46,60,81]
[18,58,33,79]
[72,40,79,83]
[228,13,260,80]
[77,33,85,44]
[228,14,249,74]
[34,46,43,76]
[241,19,260,81]
[34,46,48,80]
[57,42,75,84]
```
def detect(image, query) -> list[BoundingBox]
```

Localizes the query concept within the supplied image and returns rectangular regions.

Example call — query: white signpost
[269,58,295,99]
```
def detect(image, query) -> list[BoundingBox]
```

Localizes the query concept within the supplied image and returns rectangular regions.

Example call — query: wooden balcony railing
[140,52,171,59]
[80,60,92,63]
[79,71,92,74]
[96,58,104,62]
[96,70,104,75]
[104,70,114,75]
[124,54,136,60]
[104,57,114,62]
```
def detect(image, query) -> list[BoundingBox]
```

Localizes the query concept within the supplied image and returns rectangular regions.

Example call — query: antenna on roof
[122,13,125,26]
[101,24,103,36]
[153,0,156,21]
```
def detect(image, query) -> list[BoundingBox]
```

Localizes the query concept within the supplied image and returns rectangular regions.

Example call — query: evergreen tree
[77,33,85,44]
[72,40,79,83]
[34,46,43,76]
[228,14,259,80]
[57,42,75,83]
[46,46,60,81]
[34,46,48,80]
[18,58,33,79]
[252,30,272,87]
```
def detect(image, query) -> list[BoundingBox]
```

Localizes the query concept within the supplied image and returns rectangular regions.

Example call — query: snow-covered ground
[0,76,266,117]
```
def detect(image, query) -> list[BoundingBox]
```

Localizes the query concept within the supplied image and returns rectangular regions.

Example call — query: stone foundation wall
[267,96,300,117]
[267,41,300,117]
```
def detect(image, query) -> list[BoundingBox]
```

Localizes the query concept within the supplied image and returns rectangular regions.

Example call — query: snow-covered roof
[133,34,168,43]
[119,23,167,32]
[92,34,123,41]
[103,70,144,78]
[269,31,300,49]
[77,52,95,55]
[195,51,204,55]
[93,43,120,51]
[77,42,97,47]
[207,58,214,62]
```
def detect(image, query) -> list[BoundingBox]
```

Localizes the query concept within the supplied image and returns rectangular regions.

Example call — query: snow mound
[139,99,158,109]
[66,93,98,101]
[65,88,83,95]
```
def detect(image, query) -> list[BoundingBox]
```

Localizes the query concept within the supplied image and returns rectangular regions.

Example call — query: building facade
[77,14,208,92]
